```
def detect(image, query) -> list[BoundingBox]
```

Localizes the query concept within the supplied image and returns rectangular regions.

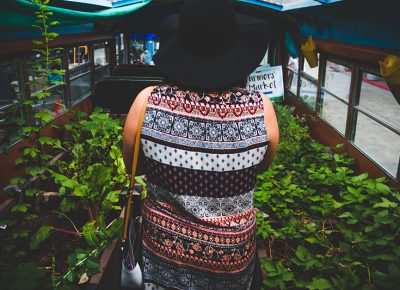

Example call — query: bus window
[0,59,23,150]
[129,33,159,66]
[94,42,110,82]
[303,53,319,81]
[286,55,299,95]
[299,77,318,110]
[68,45,91,105]
[323,60,351,101]
[354,112,400,178]
[358,71,400,128]
[318,60,352,135]
[353,69,400,178]
[299,54,319,110]
[0,61,20,107]
[28,52,66,121]
[115,33,128,65]
[319,90,348,135]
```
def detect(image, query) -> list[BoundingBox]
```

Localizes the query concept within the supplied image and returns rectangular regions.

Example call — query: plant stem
[53,227,80,235]
[56,240,107,287]
[54,210,79,233]
[88,206,94,221]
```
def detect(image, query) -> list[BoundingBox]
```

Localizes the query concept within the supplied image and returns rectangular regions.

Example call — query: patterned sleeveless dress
[140,84,268,290]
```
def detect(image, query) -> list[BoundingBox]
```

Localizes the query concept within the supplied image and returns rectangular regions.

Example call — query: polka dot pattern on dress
[141,139,267,172]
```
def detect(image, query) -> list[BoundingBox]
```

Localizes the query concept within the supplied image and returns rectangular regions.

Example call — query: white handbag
[121,101,147,289]
[121,211,143,288]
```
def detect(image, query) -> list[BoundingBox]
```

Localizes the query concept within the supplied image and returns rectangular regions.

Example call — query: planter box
[87,208,126,290]
[86,239,122,290]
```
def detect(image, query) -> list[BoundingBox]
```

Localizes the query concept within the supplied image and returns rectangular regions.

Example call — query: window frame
[0,36,114,153]
[284,41,400,181]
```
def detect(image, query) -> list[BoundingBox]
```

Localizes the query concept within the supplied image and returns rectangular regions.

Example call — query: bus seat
[93,76,164,115]
[112,65,164,78]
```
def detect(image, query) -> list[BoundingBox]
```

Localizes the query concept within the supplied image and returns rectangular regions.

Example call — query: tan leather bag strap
[122,99,148,242]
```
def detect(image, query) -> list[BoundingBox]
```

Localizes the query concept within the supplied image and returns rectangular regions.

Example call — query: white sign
[246,65,284,102]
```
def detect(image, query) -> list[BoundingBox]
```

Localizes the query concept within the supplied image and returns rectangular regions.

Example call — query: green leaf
[86,164,111,189]
[338,211,353,219]
[25,165,42,177]
[12,229,30,239]
[83,221,100,247]
[38,136,54,146]
[364,225,377,233]
[25,187,40,197]
[373,210,393,224]
[373,197,397,208]
[52,172,77,189]
[86,257,100,269]
[23,147,40,158]
[60,198,76,213]
[22,99,35,105]
[30,225,53,250]
[11,203,31,213]
[352,172,368,182]
[10,176,27,185]
[33,91,51,99]
[22,126,40,134]
[369,253,397,261]
[15,156,25,165]
[25,214,38,221]
[105,190,121,204]
[376,184,390,195]
[105,218,123,240]
[295,245,310,262]
[388,263,400,277]
[305,237,319,244]
[73,184,89,197]
[306,278,333,290]
[65,271,74,283]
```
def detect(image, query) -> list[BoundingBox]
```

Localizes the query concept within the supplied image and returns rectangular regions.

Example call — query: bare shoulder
[259,93,279,139]
[125,85,157,128]
[260,93,274,113]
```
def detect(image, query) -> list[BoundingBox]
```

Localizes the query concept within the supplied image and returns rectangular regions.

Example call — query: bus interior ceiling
[0,0,399,187]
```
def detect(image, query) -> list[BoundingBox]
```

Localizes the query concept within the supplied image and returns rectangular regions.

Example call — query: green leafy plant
[255,103,400,289]
[0,2,128,287]
[9,0,65,212]
[49,108,128,220]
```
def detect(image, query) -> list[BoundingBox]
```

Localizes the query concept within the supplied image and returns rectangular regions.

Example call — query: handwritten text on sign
[246,65,284,101]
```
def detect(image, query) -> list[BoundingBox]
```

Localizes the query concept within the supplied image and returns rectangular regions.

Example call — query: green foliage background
[255,104,400,289]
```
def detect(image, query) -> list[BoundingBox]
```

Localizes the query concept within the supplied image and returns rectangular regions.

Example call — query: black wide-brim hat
[153,0,272,90]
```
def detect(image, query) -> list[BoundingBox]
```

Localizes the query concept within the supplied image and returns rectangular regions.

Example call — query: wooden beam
[0,33,113,57]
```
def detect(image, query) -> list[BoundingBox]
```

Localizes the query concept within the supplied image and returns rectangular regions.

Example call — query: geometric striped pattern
[141,85,268,290]
[147,182,254,218]
[145,158,259,197]
[141,128,268,153]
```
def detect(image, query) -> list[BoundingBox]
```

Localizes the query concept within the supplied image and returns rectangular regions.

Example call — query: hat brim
[153,13,272,89]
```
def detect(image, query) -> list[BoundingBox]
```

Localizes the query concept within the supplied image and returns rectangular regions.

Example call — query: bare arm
[123,86,156,174]
[257,94,279,174]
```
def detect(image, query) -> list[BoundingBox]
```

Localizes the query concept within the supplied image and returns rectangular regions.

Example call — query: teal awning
[0,0,152,29]
[237,0,342,11]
